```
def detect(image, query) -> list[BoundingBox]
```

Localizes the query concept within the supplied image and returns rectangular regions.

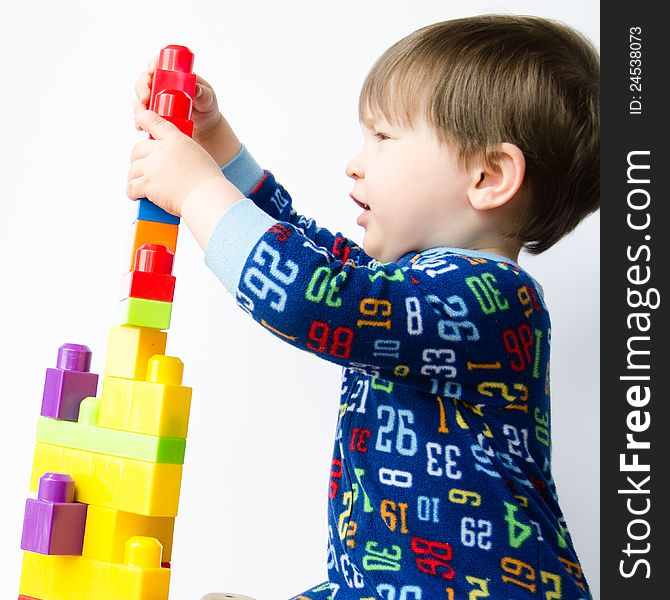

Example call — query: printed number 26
[243,241,299,312]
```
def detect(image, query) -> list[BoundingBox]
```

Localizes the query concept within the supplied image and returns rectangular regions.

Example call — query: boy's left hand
[127,109,225,217]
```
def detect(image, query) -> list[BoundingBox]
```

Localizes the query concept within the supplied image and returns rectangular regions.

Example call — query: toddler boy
[128,14,599,599]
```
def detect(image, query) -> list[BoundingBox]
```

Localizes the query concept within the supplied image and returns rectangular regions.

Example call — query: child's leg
[289,581,333,600]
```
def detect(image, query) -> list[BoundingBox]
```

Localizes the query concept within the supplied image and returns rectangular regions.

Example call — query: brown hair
[359,15,600,254]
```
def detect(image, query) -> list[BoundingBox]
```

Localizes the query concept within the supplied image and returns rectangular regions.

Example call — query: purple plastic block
[40,343,99,421]
[21,473,87,555]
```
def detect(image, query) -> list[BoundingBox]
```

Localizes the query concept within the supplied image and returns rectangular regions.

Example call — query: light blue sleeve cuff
[204,198,278,294]
[221,144,265,197]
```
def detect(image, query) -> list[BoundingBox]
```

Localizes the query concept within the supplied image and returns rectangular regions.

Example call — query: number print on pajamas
[234,172,592,599]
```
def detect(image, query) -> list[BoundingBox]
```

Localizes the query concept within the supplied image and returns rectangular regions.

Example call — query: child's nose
[345,154,364,180]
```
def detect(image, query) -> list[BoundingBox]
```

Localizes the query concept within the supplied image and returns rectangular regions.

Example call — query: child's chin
[362,240,381,261]
[365,246,398,264]
[363,235,400,263]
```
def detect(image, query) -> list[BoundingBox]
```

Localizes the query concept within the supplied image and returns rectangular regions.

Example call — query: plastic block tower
[18,45,197,600]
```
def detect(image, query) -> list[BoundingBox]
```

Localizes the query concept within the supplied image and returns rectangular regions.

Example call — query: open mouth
[351,195,370,210]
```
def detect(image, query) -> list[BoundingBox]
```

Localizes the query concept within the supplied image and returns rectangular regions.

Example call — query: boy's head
[347,14,599,262]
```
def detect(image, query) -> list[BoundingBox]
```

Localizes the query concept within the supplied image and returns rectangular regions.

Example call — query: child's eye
[374,132,390,141]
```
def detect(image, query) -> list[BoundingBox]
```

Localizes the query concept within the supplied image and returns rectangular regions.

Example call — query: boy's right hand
[134,57,241,167]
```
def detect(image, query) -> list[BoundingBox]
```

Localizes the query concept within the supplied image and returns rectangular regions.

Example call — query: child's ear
[467,143,526,211]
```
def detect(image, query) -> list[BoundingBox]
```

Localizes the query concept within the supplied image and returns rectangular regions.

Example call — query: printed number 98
[308,321,354,359]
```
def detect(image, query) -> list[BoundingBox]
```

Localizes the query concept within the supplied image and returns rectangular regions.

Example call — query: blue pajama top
[204,146,592,600]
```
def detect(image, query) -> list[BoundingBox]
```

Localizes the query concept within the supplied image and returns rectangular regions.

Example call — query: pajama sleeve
[221,145,372,267]
[206,170,550,408]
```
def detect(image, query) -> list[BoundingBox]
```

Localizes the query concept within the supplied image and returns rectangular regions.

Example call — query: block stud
[38,472,75,504]
[124,536,163,568]
[157,44,194,74]
[56,344,92,372]
[154,90,192,120]
[147,355,184,386]
[135,243,174,275]
[77,397,100,426]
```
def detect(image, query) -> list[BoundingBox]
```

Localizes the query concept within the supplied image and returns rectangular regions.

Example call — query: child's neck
[471,242,521,264]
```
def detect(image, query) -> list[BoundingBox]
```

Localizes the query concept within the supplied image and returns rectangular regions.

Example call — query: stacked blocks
[19,44,197,600]
[20,537,170,600]
[121,240,177,330]
[104,325,167,380]
[82,505,175,563]
[128,220,179,270]
[98,355,191,438]
[30,440,183,516]
[148,44,196,134]
[135,43,197,228]
[35,404,187,464]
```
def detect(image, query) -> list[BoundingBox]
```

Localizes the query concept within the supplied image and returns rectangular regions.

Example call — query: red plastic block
[120,244,176,302]
[136,45,196,226]
[149,45,196,113]
[155,91,194,136]
[149,46,195,138]
[19,595,43,599]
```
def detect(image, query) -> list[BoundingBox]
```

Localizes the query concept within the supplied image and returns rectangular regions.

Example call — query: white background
[0,1,599,599]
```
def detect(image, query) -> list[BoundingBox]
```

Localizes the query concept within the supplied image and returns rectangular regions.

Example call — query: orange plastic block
[98,355,191,438]
[129,220,178,270]
[104,325,167,381]
[31,442,183,517]
[20,537,170,600]
[82,505,174,563]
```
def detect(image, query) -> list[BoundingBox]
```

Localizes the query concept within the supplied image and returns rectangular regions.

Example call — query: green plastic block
[119,297,172,330]
[36,398,186,464]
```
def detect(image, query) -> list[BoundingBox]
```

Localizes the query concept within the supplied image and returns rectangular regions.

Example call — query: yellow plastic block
[98,355,192,438]
[130,219,179,270]
[104,325,167,380]
[31,442,183,517]
[83,505,175,562]
[20,537,170,600]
